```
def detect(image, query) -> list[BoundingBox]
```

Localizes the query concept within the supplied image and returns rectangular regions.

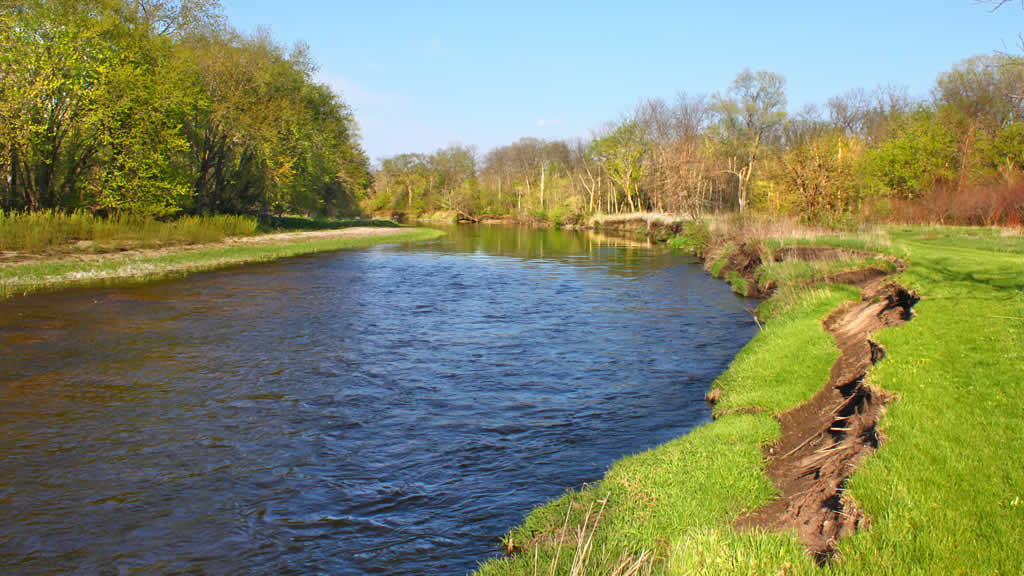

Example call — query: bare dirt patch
[735,278,918,562]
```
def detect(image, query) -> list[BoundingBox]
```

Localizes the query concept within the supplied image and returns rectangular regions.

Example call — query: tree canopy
[0,0,371,217]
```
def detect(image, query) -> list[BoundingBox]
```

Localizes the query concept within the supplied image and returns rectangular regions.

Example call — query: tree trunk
[539,163,545,210]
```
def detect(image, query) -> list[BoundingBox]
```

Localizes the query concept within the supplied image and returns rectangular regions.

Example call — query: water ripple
[0,225,757,575]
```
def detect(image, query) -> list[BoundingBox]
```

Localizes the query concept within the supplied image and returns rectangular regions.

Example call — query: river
[0,225,757,575]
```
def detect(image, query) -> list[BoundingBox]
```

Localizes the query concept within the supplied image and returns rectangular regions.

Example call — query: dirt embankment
[705,243,895,298]
[737,279,917,561]
[704,240,918,561]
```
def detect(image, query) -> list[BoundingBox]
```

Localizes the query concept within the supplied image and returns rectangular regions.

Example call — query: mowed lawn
[477,226,1024,576]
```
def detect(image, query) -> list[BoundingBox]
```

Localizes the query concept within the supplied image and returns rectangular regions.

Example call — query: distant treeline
[371,56,1024,227]
[0,0,370,218]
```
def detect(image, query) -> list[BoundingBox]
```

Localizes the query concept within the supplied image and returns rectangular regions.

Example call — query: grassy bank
[0,227,444,300]
[0,210,401,254]
[478,224,1023,575]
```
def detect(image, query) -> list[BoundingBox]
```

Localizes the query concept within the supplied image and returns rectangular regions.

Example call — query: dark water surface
[0,225,757,575]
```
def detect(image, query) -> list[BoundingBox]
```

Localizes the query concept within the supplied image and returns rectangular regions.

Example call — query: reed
[0,210,260,253]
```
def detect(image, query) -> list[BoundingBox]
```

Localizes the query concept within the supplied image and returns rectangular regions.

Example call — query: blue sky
[218,1,1021,162]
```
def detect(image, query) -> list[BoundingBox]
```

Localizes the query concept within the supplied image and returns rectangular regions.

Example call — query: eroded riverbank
[479,224,1024,576]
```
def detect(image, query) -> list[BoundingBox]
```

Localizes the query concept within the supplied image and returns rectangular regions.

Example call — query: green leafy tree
[591,121,649,212]
[711,69,787,213]
[868,106,958,198]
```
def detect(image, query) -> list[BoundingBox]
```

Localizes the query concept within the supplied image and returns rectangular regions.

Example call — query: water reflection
[401,224,663,270]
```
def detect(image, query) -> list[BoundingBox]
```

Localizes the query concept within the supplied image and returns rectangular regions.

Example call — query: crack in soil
[735,275,919,563]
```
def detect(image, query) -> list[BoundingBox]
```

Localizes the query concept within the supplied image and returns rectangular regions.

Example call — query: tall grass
[588,211,691,228]
[0,210,260,253]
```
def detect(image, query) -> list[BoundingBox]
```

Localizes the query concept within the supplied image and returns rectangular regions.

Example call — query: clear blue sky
[219,0,1021,162]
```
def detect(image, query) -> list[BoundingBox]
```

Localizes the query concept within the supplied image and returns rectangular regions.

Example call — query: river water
[0,225,757,575]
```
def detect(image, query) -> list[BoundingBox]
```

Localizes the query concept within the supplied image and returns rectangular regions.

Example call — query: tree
[377,153,426,214]
[0,0,369,217]
[868,106,958,198]
[711,69,788,213]
[591,120,649,213]
[432,145,477,215]
[664,93,715,217]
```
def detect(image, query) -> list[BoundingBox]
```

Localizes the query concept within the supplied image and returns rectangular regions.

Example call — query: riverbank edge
[375,209,692,238]
[472,222,904,572]
[476,223,1024,575]
[0,227,445,300]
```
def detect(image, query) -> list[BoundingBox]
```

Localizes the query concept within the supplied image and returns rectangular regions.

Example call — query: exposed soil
[703,241,768,297]
[697,236,920,560]
[735,277,919,562]
[704,239,901,299]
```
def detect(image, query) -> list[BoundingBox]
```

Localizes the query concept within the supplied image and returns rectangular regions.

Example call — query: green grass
[0,228,444,299]
[710,254,730,278]
[755,257,899,319]
[477,225,1024,576]
[755,258,898,291]
[666,221,712,255]
[833,228,1024,576]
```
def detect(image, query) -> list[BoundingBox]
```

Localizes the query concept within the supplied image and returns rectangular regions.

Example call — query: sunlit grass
[478,224,1024,576]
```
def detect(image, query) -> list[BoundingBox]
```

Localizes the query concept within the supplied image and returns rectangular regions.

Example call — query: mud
[735,278,918,562]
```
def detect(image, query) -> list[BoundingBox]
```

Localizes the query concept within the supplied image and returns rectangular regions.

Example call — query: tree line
[0,0,370,218]
[370,56,1024,226]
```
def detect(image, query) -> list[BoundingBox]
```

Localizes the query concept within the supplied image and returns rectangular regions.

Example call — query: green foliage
[257,215,399,232]
[590,121,650,212]
[978,121,1024,174]
[725,271,747,295]
[667,220,712,255]
[867,106,958,198]
[0,0,371,218]
[775,130,862,225]
[712,69,788,155]
[710,254,729,277]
